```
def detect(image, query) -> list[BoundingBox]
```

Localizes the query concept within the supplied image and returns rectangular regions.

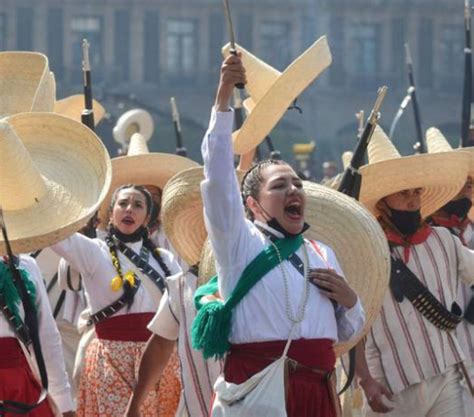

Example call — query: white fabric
[148,270,222,417]
[365,365,467,417]
[151,228,189,271]
[212,355,288,417]
[200,108,365,344]
[0,255,74,412]
[366,227,474,395]
[51,233,181,315]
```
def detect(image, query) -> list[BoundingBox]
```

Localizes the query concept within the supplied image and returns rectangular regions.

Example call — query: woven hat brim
[162,167,245,267]
[360,152,470,219]
[98,154,199,228]
[199,182,391,356]
[0,113,112,255]
[54,95,106,126]
[231,36,332,155]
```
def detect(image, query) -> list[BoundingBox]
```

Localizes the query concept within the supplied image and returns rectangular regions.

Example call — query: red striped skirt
[223,338,339,417]
[0,337,55,417]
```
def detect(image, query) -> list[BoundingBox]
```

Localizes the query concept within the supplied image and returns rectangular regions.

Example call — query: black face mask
[389,208,422,236]
[110,226,148,243]
[266,217,310,238]
[442,198,472,219]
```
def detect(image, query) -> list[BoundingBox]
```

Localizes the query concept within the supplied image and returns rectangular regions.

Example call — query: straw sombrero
[222,37,332,155]
[54,95,105,126]
[199,181,391,356]
[359,126,470,218]
[0,113,111,255]
[98,132,199,227]
[0,51,105,125]
[161,167,245,268]
[426,127,474,219]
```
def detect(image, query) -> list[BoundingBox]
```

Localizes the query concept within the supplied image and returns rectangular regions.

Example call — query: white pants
[365,365,467,417]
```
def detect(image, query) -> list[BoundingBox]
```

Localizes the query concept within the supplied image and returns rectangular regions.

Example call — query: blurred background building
[0,0,464,179]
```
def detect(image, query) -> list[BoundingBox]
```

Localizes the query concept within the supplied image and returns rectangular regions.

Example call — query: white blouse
[51,233,181,316]
[201,108,365,344]
[0,255,74,412]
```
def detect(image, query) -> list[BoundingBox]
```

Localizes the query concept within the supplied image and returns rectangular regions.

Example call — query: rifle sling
[0,258,49,415]
[390,257,462,331]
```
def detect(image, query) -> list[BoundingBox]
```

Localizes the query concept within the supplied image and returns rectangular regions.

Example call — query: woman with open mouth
[193,52,366,417]
[51,184,182,417]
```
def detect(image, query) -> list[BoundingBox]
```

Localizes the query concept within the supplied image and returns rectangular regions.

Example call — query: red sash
[224,338,338,417]
[0,338,55,417]
[95,312,154,342]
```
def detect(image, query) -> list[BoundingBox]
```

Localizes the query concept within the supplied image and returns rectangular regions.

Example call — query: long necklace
[269,239,310,324]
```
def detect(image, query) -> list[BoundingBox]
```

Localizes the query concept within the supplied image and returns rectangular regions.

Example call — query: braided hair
[240,159,289,221]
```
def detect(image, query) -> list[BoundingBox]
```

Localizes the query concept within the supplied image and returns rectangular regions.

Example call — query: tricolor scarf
[0,258,37,329]
[191,235,303,359]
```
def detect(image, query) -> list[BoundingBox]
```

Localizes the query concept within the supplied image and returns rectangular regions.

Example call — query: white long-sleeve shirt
[51,233,181,316]
[0,255,74,412]
[200,108,365,344]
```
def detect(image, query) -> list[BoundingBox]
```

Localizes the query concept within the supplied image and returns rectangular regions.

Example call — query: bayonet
[170,97,187,157]
[222,0,244,89]
[81,39,95,131]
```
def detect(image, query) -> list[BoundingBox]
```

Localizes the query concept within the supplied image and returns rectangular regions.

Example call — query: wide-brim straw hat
[359,126,470,218]
[98,132,199,227]
[0,112,111,255]
[199,181,391,356]
[426,127,474,219]
[0,51,105,125]
[54,95,105,126]
[0,51,55,117]
[222,37,332,155]
[161,167,244,267]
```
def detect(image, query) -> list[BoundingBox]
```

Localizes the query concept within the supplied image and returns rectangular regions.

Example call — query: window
[351,23,380,74]
[260,21,291,69]
[166,18,197,74]
[70,15,103,80]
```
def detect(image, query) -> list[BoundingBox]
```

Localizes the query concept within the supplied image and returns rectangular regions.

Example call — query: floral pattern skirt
[77,338,181,417]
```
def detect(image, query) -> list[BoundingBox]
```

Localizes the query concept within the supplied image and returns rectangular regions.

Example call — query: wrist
[358,375,375,391]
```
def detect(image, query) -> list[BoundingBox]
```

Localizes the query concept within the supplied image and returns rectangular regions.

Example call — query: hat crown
[222,42,281,103]
[0,121,47,210]
[426,127,454,154]
[342,151,353,170]
[127,133,150,156]
[0,52,56,117]
[368,125,401,164]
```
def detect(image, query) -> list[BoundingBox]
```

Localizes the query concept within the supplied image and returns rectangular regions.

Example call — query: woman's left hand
[310,268,357,309]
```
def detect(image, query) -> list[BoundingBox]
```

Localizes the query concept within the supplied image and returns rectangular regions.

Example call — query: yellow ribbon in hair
[110,271,136,291]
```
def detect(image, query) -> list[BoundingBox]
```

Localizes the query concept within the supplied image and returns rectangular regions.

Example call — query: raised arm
[200,54,248,268]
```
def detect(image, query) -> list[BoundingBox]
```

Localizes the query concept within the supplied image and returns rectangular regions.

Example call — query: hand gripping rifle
[0,207,49,415]
[461,0,474,147]
[223,0,245,90]
[81,39,96,131]
[170,97,187,157]
[337,86,388,199]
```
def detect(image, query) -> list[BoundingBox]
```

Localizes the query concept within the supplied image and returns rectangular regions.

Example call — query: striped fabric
[167,272,222,417]
[366,226,474,395]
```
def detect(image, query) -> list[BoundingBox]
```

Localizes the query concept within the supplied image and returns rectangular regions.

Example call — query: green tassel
[0,260,37,327]
[191,299,232,359]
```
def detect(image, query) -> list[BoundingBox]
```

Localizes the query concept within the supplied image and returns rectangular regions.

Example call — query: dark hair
[109,184,154,216]
[240,159,289,220]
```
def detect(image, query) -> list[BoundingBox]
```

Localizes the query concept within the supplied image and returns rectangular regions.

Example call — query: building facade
[0,0,466,176]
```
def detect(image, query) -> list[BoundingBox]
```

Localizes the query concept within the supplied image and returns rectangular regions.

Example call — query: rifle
[405,43,425,153]
[233,88,244,130]
[81,39,95,131]
[0,207,49,414]
[264,136,282,160]
[338,86,388,199]
[335,87,387,396]
[461,0,474,147]
[170,97,187,157]
[222,0,245,89]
